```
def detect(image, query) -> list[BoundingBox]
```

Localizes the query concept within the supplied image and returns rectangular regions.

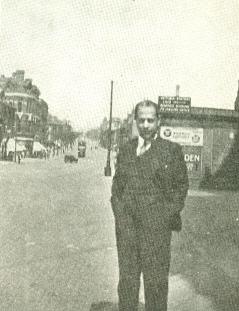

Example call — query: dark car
[64,155,78,163]
[78,141,86,158]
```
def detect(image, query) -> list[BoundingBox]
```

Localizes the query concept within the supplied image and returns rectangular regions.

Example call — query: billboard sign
[158,96,191,113]
[160,126,203,146]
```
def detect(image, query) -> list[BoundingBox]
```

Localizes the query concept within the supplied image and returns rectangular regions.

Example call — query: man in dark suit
[111,100,189,311]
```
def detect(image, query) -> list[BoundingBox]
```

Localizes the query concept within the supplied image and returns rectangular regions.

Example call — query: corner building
[0,70,48,145]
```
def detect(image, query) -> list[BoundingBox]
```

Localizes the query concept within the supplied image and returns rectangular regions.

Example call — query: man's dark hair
[134,100,159,120]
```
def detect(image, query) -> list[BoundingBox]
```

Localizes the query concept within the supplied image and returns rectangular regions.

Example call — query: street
[0,145,238,311]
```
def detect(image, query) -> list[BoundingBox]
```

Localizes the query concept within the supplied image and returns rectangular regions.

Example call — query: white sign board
[160,126,203,146]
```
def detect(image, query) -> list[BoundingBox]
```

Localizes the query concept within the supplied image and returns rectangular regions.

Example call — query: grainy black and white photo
[0,1,239,310]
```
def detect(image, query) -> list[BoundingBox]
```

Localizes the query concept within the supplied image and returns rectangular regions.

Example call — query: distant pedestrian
[46,147,50,159]
[111,100,189,311]
[17,153,21,164]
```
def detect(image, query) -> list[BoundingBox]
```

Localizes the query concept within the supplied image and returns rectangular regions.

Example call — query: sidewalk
[172,190,239,311]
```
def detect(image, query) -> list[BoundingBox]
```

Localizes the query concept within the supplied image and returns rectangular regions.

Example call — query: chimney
[176,85,180,97]
[13,70,25,82]
[234,80,239,111]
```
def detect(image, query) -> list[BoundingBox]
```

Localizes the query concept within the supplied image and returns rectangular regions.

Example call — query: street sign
[158,96,191,113]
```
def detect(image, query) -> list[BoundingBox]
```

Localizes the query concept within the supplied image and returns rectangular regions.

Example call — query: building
[159,105,239,188]
[47,114,76,150]
[99,117,122,149]
[0,70,48,137]
[0,70,49,157]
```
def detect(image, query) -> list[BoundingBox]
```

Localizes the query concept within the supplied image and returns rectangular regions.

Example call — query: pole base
[104,166,111,176]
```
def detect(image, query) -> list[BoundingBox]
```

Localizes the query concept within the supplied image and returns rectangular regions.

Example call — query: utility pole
[14,112,17,162]
[176,84,180,97]
[104,80,113,176]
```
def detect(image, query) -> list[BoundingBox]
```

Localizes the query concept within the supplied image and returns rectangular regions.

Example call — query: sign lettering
[158,96,191,113]
[184,154,200,162]
[183,152,201,173]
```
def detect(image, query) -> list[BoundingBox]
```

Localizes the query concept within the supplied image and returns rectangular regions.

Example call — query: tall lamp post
[14,111,17,162]
[14,111,24,162]
[104,80,113,176]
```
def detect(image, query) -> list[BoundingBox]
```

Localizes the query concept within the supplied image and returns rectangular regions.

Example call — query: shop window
[18,101,22,112]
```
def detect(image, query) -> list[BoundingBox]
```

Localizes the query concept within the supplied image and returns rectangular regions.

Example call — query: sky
[0,0,239,130]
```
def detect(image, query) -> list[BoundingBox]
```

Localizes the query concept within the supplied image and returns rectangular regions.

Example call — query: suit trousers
[113,199,172,311]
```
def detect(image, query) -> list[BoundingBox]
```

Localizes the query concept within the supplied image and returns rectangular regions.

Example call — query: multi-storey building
[0,70,77,159]
[47,114,77,150]
[0,70,48,142]
[99,117,122,149]
[0,70,49,158]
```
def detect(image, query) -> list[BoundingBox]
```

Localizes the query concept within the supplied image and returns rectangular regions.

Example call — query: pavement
[0,144,238,310]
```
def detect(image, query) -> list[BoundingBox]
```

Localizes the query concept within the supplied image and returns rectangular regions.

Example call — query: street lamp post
[14,112,17,162]
[104,80,113,176]
[14,111,24,162]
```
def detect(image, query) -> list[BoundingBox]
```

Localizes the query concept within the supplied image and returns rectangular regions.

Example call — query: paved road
[0,145,238,310]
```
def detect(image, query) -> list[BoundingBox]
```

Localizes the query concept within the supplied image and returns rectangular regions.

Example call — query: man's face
[136,105,160,142]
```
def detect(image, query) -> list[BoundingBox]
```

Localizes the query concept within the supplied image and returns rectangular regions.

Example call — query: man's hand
[111,196,125,216]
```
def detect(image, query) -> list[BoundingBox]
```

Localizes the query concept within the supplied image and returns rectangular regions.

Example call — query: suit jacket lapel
[131,137,138,158]
[130,135,170,167]
[150,136,170,172]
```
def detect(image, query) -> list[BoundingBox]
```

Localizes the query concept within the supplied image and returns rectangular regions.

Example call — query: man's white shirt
[136,133,158,156]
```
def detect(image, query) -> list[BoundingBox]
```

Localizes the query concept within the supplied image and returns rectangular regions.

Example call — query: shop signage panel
[160,126,203,146]
[182,146,202,173]
[158,96,191,113]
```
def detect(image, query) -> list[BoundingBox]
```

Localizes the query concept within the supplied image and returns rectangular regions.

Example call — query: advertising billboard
[160,126,203,146]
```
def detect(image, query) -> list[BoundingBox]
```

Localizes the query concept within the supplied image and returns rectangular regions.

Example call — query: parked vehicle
[64,155,78,163]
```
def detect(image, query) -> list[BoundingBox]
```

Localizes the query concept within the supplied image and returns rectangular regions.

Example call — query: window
[18,101,22,112]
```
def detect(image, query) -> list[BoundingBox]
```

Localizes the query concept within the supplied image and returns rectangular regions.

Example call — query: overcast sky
[0,0,239,130]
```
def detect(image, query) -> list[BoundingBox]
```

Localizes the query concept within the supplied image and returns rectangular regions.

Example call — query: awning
[5,138,26,153]
[33,141,46,152]
[16,136,34,141]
